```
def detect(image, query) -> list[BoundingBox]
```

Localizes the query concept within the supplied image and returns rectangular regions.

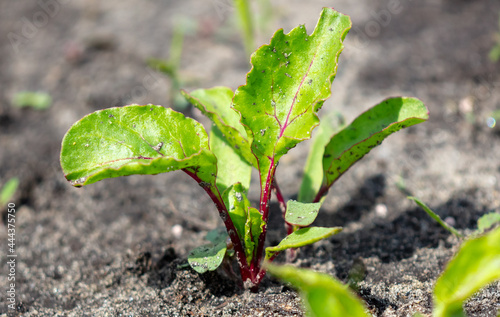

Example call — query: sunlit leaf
[60,105,217,193]
[433,227,500,317]
[233,8,351,189]
[266,264,370,317]
[210,126,252,194]
[285,200,322,227]
[321,97,428,196]
[181,87,256,167]
[265,227,341,260]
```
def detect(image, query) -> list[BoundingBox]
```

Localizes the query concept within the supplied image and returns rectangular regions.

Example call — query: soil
[1,0,500,316]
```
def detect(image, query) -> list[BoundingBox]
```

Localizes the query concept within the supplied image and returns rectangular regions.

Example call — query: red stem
[313,184,330,203]
[272,178,293,235]
[252,161,276,279]
[182,169,252,282]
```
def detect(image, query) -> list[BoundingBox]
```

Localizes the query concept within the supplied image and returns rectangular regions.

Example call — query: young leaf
[60,105,217,193]
[246,207,265,261]
[477,212,500,234]
[181,87,256,167]
[408,197,463,238]
[299,112,344,203]
[285,200,322,227]
[210,126,252,194]
[188,229,228,274]
[223,184,263,262]
[223,183,252,244]
[433,227,500,317]
[265,264,370,317]
[232,7,351,189]
[265,227,342,260]
[320,97,428,199]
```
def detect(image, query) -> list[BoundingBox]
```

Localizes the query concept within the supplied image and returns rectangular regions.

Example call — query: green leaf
[210,126,252,194]
[181,87,256,167]
[433,227,500,317]
[60,105,217,193]
[477,212,500,234]
[322,97,428,190]
[12,91,52,110]
[265,227,342,260]
[188,229,228,274]
[232,8,351,187]
[299,111,344,202]
[246,207,265,261]
[265,264,370,317]
[0,177,19,205]
[223,184,263,262]
[285,200,322,227]
[408,197,463,238]
[223,183,252,244]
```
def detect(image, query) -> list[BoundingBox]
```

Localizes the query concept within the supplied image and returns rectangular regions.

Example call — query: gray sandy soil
[1,0,499,316]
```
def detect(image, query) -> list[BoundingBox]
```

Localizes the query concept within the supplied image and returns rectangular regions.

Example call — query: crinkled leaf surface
[188,229,228,274]
[233,8,351,186]
[285,200,322,227]
[265,227,341,260]
[408,197,463,238]
[181,87,256,167]
[266,264,369,317]
[433,227,500,317]
[299,112,344,202]
[323,97,428,190]
[477,212,500,234]
[60,105,217,190]
[210,126,252,194]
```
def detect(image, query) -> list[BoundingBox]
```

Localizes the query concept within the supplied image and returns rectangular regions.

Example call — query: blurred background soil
[1,0,500,316]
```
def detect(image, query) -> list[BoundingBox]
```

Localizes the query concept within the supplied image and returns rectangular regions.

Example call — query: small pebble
[444,216,456,227]
[375,204,388,218]
[172,224,183,239]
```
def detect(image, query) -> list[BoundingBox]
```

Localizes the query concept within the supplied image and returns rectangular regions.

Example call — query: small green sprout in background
[0,178,19,208]
[489,11,500,62]
[232,0,274,58]
[267,226,500,317]
[234,0,255,57]
[147,18,196,110]
[12,91,52,110]
[60,8,428,290]
[409,196,500,237]
[408,196,464,238]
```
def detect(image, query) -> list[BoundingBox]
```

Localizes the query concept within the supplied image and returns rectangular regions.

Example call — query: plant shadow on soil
[123,172,491,316]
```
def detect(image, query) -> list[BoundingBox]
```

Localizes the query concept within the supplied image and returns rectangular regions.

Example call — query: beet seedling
[60,8,428,290]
